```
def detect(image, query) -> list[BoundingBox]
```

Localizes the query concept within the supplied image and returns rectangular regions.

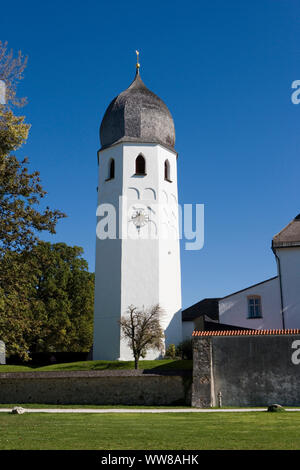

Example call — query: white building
[183,215,300,333]
[93,63,182,360]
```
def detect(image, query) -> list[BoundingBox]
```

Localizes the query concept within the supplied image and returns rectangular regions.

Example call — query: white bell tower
[93,59,182,360]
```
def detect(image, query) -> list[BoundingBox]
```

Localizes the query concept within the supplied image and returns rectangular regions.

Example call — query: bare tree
[119,304,165,369]
[0,41,28,108]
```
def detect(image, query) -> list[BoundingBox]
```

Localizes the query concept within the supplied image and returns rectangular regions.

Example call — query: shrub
[165,344,176,359]
[176,339,193,360]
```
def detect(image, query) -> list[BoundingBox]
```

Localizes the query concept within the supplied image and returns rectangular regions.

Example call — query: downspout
[272,243,285,330]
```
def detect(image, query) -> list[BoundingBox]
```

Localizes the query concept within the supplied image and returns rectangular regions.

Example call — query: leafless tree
[119,304,165,369]
[0,41,28,107]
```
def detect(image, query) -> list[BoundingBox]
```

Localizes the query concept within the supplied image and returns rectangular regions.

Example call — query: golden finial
[135,50,140,70]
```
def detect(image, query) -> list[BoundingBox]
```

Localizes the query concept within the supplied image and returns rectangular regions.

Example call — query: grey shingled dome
[100,70,175,150]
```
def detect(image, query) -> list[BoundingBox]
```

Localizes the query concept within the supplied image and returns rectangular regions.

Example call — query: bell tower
[93,57,182,360]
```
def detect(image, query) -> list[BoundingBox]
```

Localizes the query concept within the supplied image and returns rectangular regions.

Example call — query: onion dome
[100,67,175,150]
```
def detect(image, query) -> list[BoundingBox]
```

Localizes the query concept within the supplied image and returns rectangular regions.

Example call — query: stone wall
[0,370,192,406]
[192,334,300,407]
[192,338,213,407]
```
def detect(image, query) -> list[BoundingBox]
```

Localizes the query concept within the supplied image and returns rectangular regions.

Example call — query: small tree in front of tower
[119,304,165,369]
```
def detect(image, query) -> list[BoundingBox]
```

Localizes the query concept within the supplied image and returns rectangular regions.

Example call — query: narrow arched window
[164,159,171,181]
[107,158,115,180]
[135,154,146,175]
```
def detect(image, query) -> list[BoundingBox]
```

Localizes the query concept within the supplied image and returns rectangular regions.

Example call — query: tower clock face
[131,208,149,232]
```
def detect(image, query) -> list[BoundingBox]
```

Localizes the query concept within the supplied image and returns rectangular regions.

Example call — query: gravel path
[1,407,300,413]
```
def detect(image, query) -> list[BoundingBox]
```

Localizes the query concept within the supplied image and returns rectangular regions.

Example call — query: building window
[247,296,262,319]
[135,154,146,175]
[106,159,115,181]
[164,159,171,182]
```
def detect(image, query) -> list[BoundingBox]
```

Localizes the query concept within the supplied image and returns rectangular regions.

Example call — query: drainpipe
[272,243,285,330]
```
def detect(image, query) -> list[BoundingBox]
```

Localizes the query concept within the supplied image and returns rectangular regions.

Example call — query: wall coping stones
[0,369,192,380]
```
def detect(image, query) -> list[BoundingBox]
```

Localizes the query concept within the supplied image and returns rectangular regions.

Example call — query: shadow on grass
[146,360,193,372]
[0,359,193,373]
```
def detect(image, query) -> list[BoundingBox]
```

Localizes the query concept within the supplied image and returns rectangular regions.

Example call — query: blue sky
[1,0,300,308]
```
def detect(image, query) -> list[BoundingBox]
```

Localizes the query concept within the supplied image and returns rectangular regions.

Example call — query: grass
[0,412,300,449]
[0,359,192,373]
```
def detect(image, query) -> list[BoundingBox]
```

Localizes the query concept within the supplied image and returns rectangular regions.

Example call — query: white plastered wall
[219,277,282,330]
[94,143,182,360]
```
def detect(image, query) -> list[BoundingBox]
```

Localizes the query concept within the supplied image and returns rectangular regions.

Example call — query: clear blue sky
[2,0,300,308]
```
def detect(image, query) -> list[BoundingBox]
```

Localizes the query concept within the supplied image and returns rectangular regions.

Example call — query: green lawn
[0,359,192,373]
[0,412,300,450]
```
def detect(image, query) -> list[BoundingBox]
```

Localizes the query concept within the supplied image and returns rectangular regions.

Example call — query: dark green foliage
[176,339,193,360]
[0,242,94,359]
[29,242,94,354]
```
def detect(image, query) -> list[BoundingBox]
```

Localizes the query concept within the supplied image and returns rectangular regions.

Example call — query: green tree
[0,242,94,358]
[0,41,66,359]
[0,250,43,359]
[29,242,94,353]
[0,41,65,254]
[0,153,65,255]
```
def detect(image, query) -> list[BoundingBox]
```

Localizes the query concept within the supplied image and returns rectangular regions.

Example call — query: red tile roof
[192,329,300,337]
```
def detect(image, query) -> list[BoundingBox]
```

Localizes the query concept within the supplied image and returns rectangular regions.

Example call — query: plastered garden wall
[192,333,300,407]
[0,370,192,406]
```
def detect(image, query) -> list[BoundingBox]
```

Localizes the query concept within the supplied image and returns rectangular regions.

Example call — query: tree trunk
[134,356,139,369]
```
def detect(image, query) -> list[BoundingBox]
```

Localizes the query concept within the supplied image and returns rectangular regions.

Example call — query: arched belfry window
[164,159,171,181]
[135,154,146,175]
[107,158,115,180]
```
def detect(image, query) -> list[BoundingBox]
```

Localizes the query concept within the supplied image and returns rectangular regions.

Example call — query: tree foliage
[165,343,176,359]
[0,41,65,256]
[0,40,27,108]
[0,41,68,359]
[0,250,40,359]
[175,339,193,360]
[0,40,29,156]
[0,153,65,255]
[0,242,94,359]
[29,242,94,353]
[119,304,165,369]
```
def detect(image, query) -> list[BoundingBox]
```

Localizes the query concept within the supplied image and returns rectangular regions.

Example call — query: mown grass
[0,359,192,373]
[0,412,300,449]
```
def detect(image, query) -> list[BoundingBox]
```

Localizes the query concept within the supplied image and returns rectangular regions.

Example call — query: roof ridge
[220,276,278,300]
[273,218,298,240]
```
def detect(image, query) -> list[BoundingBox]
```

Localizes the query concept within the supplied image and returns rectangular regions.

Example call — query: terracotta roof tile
[192,328,300,337]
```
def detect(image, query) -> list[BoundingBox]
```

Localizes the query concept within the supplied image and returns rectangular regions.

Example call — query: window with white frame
[247,296,262,319]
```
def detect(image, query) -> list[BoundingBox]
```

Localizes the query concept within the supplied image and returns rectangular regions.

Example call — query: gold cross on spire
[135,50,140,70]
